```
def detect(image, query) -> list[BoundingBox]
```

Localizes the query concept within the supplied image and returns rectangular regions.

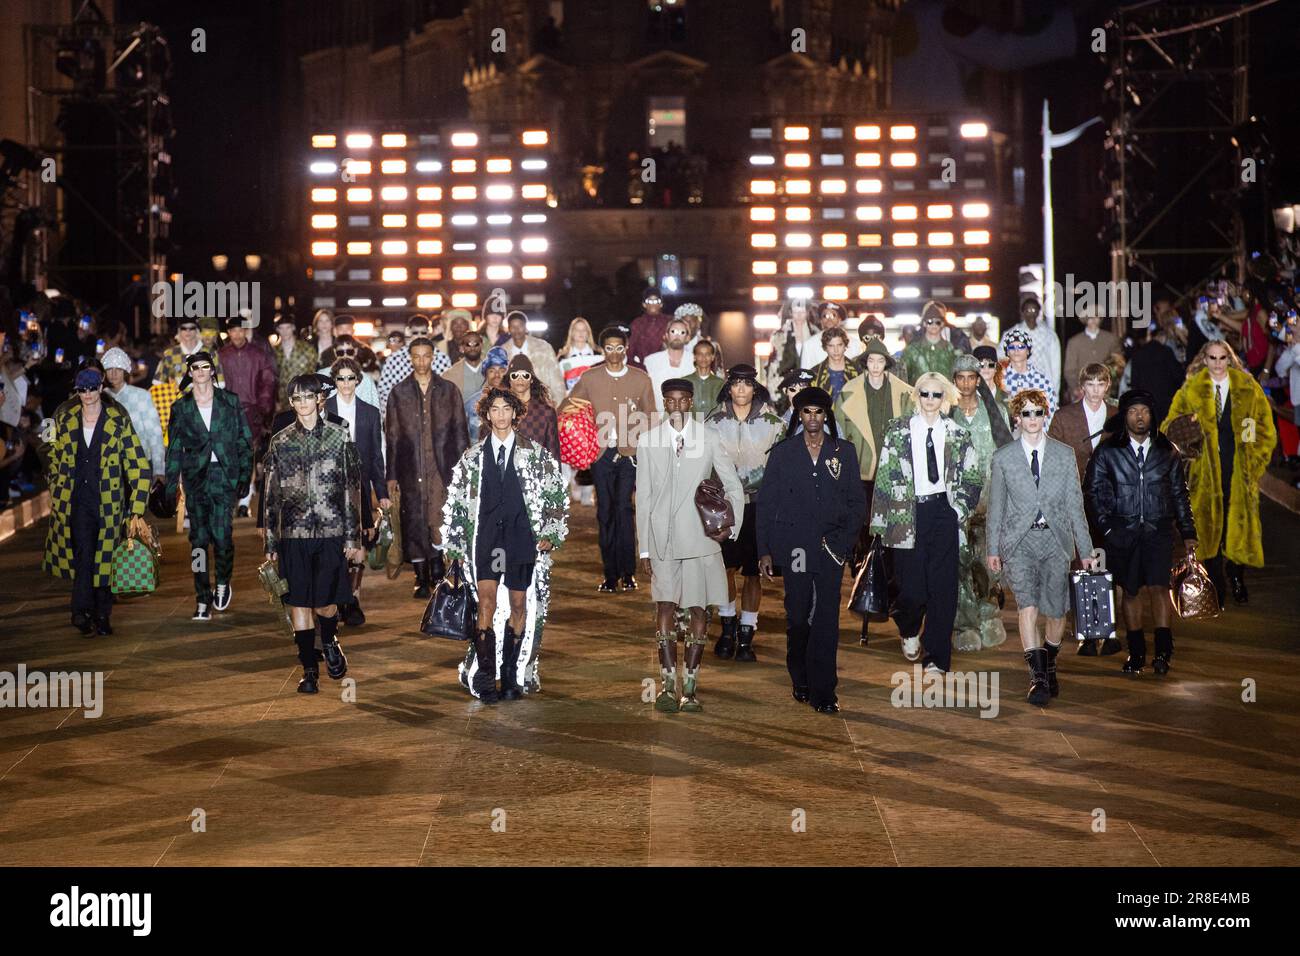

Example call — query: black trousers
[782,552,845,707]
[71,490,111,618]
[1204,464,1242,604]
[891,497,959,672]
[591,447,637,579]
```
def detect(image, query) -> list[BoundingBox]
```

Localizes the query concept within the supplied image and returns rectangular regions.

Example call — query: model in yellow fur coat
[1161,348,1275,568]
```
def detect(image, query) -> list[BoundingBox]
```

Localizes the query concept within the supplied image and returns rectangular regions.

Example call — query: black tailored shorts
[279,537,352,608]
[721,501,760,576]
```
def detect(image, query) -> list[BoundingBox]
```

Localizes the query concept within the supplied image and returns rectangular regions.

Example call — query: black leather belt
[915,492,947,504]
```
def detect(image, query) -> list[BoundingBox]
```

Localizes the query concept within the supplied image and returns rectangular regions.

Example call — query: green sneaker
[679,673,703,713]
[655,689,680,713]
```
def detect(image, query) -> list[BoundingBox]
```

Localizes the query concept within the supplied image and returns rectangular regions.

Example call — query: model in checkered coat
[43,367,151,636]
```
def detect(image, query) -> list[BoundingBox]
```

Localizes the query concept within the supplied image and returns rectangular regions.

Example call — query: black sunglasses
[918,390,945,399]
[1020,409,1046,418]
[178,325,200,332]
[923,319,943,326]
[335,348,357,355]
[74,385,101,393]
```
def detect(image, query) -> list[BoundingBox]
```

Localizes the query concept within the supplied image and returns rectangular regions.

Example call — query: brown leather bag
[695,476,735,543]
[1164,413,1204,460]
[1170,547,1220,621]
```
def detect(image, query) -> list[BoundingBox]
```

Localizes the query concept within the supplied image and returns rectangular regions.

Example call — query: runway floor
[2,500,1298,866]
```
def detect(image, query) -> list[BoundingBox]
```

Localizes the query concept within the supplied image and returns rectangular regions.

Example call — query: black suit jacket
[476,440,536,563]
[755,434,866,569]
[327,395,386,521]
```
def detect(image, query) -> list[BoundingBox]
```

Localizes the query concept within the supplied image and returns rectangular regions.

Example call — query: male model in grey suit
[986,389,1097,706]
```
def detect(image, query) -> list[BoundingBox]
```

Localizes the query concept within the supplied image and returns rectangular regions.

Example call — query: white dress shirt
[335,394,357,440]
[909,414,947,496]
[1130,435,1152,462]
[1021,433,1047,471]
[1083,400,1108,449]
[489,430,516,470]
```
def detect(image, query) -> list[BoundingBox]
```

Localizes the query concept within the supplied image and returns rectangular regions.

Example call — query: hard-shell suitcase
[1070,569,1116,641]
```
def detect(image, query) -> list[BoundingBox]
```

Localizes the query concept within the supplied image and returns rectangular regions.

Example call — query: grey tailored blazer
[635,417,744,561]
[985,435,1092,563]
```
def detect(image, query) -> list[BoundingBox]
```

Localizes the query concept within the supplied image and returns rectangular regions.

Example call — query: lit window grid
[747,116,993,319]
[307,126,553,312]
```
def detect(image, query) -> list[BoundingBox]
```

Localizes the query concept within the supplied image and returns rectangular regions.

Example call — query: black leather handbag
[420,559,477,641]
[148,481,176,519]
[847,534,892,621]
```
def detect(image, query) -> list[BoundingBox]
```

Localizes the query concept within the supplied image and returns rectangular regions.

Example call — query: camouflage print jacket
[261,416,362,554]
[868,414,984,549]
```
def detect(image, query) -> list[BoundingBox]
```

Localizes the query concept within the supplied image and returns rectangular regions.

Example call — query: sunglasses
[923,319,943,327]
[334,374,358,382]
[1006,344,1028,352]
[290,393,318,403]
[509,371,532,381]
[189,363,212,372]
[918,390,944,399]
[603,344,626,353]
[1020,409,1046,418]
[978,361,998,369]
[335,348,356,356]
[75,385,101,393]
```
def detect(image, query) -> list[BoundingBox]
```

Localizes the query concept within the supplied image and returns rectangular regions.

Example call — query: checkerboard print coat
[43,404,151,586]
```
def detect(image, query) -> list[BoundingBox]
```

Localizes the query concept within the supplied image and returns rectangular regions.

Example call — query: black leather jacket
[1084,430,1196,541]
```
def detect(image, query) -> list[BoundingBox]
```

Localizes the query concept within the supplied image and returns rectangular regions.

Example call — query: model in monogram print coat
[43,368,151,634]
[869,372,984,673]
[441,391,569,700]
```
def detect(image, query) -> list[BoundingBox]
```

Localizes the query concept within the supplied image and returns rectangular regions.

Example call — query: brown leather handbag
[695,476,735,543]
[1170,547,1220,621]
[1164,413,1204,460]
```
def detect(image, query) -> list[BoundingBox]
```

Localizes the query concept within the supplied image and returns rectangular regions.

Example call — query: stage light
[786,179,812,194]
[312,214,337,229]
[855,206,883,221]
[347,241,371,254]
[310,161,337,175]
[963,229,990,244]
[823,285,849,300]
[928,231,954,246]
[787,285,814,299]
[521,213,547,223]
[965,284,991,298]
[381,267,408,282]
[415,240,443,255]
[345,133,373,149]
[856,178,883,193]
[521,184,548,199]
[485,184,514,201]
[485,238,513,254]
[784,125,810,141]
[415,213,442,228]
[382,213,407,227]
[212,254,229,271]
[487,214,512,225]
[451,158,476,173]
[520,236,548,253]
[752,233,776,248]
[347,297,372,307]
[787,259,814,275]
[894,232,918,247]
[753,286,779,302]
[892,205,918,220]
[929,258,956,271]
[415,293,442,308]
[312,241,337,256]
[890,152,917,167]
[927,204,953,219]
[345,159,371,175]
[415,160,442,172]
[451,213,478,226]
[752,261,777,275]
[821,179,847,194]
[959,122,988,138]
[347,187,372,202]
[520,265,547,280]
[521,130,548,146]
[451,131,479,148]
[859,261,883,271]
[751,179,777,195]
[452,265,478,281]
[486,158,512,173]
[380,186,408,201]
[785,153,811,168]
[961,202,990,218]
[785,233,812,248]
[821,233,847,247]
[823,260,849,274]
[452,242,476,251]
[520,158,547,170]
[382,297,407,306]
[895,286,920,298]
[381,240,407,255]
[894,259,920,273]
[751,207,776,222]
[854,125,881,140]
[381,159,407,174]
[889,125,916,141]
[312,134,336,148]
[964,257,990,271]
[312,188,337,202]
[451,185,477,200]
[785,207,812,222]
[750,154,775,165]
[754,341,774,359]
[450,292,478,307]
[859,284,885,299]
[381,133,406,148]
[415,186,441,201]
[486,265,513,281]
[858,234,882,247]
[855,152,882,167]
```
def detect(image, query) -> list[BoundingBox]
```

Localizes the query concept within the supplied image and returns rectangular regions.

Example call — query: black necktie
[926,427,939,484]
[1136,444,1145,469]
[496,442,506,475]
[1031,448,1040,486]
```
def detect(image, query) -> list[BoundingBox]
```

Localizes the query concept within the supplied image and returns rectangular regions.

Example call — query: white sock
[740,610,758,627]
[718,601,736,618]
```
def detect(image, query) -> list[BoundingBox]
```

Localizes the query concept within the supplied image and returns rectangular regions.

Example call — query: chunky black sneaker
[213,583,232,612]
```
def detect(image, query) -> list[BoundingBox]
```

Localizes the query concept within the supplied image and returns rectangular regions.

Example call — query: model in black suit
[757,387,866,714]
[326,356,389,625]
